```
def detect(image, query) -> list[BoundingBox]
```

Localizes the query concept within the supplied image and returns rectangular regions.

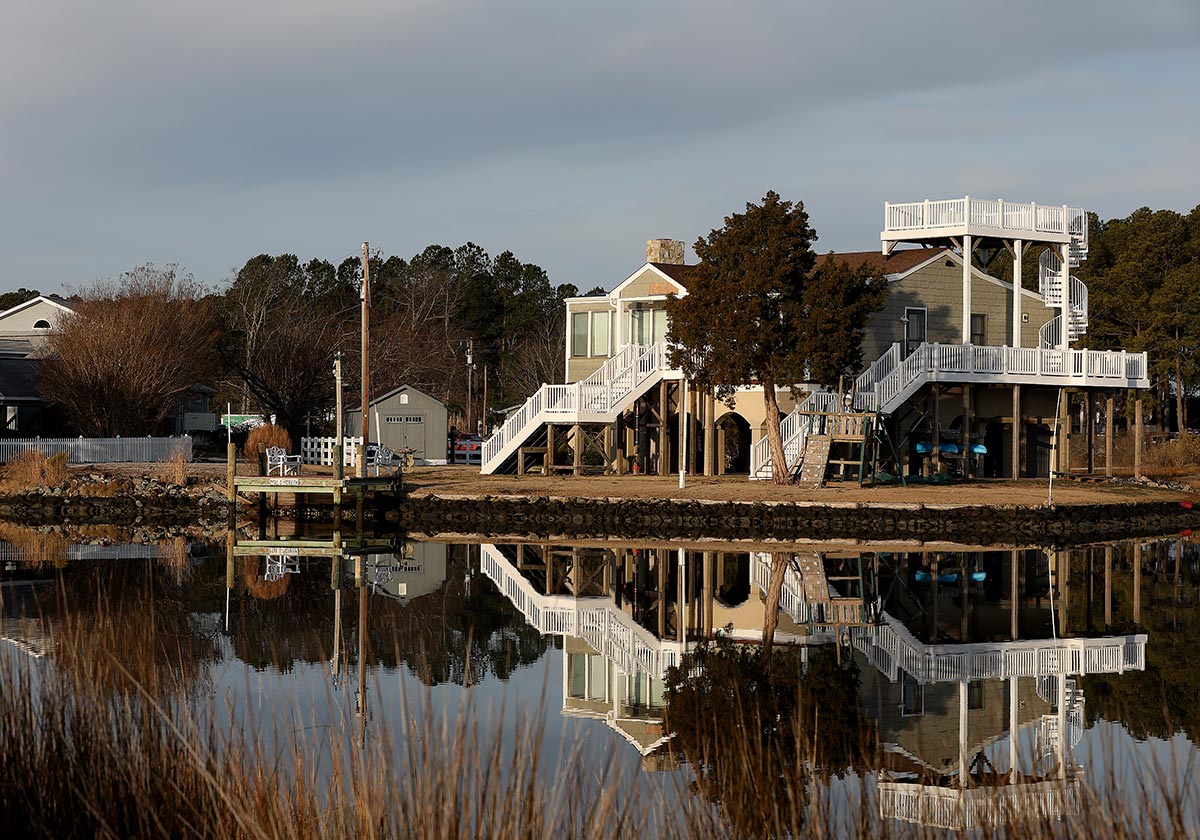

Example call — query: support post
[1133,544,1142,625]
[958,680,969,788]
[658,380,669,476]
[704,389,716,476]
[1012,238,1023,348]
[961,385,971,478]
[615,414,627,475]
[932,385,942,474]
[1010,549,1020,640]
[1086,391,1095,474]
[1011,385,1021,479]
[1059,242,1071,351]
[1134,394,1144,479]
[546,424,556,475]
[962,233,973,345]
[572,423,583,476]
[1009,676,1020,778]
[1105,393,1114,477]
[1059,390,1071,474]
[1104,545,1113,629]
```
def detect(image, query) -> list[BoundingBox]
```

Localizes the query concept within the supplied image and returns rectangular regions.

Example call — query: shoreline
[0,464,1194,544]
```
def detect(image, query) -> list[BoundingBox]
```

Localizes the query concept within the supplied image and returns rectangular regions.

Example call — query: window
[903,308,927,357]
[970,313,986,346]
[571,312,589,357]
[590,311,609,356]
[901,673,924,716]
[399,393,409,405]
[967,681,984,710]
[632,307,651,346]
[653,308,668,344]
[33,319,50,330]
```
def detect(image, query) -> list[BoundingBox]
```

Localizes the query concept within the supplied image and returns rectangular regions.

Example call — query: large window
[630,305,668,347]
[571,310,611,358]
[571,312,589,357]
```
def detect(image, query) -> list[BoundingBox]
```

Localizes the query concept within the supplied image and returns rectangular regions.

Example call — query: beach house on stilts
[480,198,1150,482]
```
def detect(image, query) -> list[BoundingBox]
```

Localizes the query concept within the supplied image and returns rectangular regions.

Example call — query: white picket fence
[0,436,192,464]
[300,436,364,467]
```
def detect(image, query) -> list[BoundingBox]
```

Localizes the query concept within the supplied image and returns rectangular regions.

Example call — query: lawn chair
[265,445,302,476]
[363,443,401,477]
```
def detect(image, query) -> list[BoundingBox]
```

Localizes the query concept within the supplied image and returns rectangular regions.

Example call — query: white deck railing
[480,543,685,679]
[0,436,192,464]
[852,612,1145,685]
[482,342,672,473]
[753,341,1149,478]
[879,779,1081,831]
[884,197,1088,249]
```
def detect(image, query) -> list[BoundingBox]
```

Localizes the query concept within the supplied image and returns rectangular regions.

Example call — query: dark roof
[648,262,700,283]
[0,357,41,401]
[813,247,948,277]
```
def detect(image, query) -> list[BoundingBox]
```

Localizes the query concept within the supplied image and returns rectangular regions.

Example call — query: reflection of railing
[879,779,1081,832]
[853,613,1146,684]
[480,544,685,678]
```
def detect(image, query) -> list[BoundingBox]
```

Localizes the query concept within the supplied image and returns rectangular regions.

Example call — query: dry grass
[0,521,69,567]
[244,423,292,462]
[0,448,71,491]
[156,449,189,486]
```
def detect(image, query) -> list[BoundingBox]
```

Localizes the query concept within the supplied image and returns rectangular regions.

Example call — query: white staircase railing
[883,198,1089,252]
[754,341,1149,479]
[481,342,671,473]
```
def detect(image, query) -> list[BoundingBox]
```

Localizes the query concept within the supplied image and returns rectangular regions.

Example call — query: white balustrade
[884,198,1086,239]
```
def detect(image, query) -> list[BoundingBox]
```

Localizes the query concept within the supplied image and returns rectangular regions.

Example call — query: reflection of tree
[664,640,872,837]
[232,548,547,684]
[48,560,225,699]
[1082,570,1200,743]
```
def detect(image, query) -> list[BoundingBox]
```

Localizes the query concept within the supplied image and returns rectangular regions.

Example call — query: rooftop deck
[882,197,1088,251]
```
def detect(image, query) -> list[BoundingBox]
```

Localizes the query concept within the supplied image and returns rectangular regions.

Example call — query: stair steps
[793,434,832,488]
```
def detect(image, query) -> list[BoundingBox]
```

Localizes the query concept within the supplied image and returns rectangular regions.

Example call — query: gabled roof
[0,295,75,323]
[609,262,692,299]
[813,247,948,278]
[347,383,445,413]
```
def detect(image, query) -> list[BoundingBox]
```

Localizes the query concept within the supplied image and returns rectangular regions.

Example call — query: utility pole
[333,351,344,479]
[359,243,370,478]
[466,339,474,435]
[481,365,488,436]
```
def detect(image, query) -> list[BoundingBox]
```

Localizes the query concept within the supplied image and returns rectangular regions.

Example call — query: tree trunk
[760,552,789,667]
[1176,355,1185,435]
[762,376,789,485]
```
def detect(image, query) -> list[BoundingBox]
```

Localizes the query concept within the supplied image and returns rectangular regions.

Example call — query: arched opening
[715,412,751,474]
[33,319,50,330]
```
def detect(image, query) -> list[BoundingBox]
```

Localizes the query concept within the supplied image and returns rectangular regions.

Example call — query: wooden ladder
[793,434,832,488]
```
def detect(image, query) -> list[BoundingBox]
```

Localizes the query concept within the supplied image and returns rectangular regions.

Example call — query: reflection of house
[346,385,449,465]
[361,542,448,603]
[483,199,1150,481]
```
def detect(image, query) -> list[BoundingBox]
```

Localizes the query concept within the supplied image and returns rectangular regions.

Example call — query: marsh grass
[0,613,1196,839]
[156,449,189,486]
[0,448,71,491]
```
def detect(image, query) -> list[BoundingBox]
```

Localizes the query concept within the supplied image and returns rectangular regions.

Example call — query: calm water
[2,530,1198,833]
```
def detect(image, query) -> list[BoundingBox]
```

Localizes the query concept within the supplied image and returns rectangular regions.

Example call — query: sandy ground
[88,461,1197,507]
[400,465,1196,507]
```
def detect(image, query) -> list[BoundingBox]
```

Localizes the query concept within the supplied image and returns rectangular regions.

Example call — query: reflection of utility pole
[356,556,368,745]
[466,339,475,434]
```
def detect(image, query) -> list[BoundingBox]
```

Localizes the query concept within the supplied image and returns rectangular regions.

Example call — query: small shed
[345,384,448,465]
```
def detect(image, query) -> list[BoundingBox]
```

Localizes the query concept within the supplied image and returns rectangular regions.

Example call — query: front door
[904,308,927,357]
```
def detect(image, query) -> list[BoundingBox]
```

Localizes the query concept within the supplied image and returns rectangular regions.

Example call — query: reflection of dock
[879,779,1081,832]
[231,537,399,558]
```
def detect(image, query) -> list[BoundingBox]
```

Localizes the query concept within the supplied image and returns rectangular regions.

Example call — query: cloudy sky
[2,0,1198,295]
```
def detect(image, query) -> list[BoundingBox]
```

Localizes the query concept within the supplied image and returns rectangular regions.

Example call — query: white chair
[265,445,302,476]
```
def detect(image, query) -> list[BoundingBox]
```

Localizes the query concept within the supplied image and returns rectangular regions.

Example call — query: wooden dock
[232,474,398,499]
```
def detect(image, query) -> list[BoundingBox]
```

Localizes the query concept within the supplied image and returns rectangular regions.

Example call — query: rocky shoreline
[0,476,1195,545]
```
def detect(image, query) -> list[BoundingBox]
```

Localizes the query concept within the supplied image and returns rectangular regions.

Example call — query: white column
[1008,676,1020,777]
[959,679,969,786]
[1012,239,1023,348]
[1060,243,1071,351]
[1057,675,1068,777]
[962,234,973,344]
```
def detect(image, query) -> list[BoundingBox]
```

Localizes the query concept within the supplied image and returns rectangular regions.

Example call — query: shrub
[242,423,292,463]
[1,449,71,490]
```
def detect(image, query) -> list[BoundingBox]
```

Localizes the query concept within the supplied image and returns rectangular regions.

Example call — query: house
[345,384,449,465]
[481,197,1150,480]
[0,295,75,352]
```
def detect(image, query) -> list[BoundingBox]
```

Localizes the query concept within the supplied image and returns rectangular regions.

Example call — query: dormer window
[33,319,50,331]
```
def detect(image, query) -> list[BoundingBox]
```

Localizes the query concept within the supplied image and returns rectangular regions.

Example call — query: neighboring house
[345,384,449,465]
[0,295,75,352]
[165,384,219,435]
[481,197,1150,480]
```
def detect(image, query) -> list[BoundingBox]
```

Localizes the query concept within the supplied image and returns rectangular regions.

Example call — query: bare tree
[39,264,218,436]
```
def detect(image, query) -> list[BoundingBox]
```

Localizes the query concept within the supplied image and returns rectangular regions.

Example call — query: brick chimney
[646,238,685,265]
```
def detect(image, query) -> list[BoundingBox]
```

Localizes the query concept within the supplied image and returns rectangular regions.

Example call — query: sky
[2,0,1198,296]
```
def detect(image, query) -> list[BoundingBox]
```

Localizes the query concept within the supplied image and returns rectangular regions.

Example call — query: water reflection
[477,540,1185,830]
[0,527,1196,833]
